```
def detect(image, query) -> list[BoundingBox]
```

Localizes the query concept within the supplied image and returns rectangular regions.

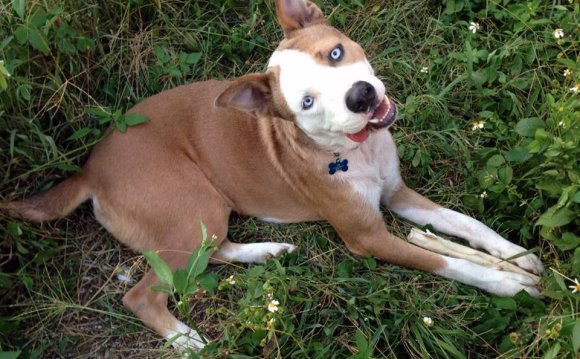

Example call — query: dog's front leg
[383,184,544,275]
[327,210,540,297]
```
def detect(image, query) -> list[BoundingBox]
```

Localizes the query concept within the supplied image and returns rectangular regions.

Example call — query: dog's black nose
[345,81,376,113]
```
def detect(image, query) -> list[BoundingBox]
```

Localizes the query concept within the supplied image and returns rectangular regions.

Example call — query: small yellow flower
[468,22,480,34]
[471,120,486,131]
[480,191,488,199]
[553,28,564,39]
[563,68,572,77]
[267,299,280,313]
[420,66,429,74]
[266,317,276,328]
[569,278,580,293]
[509,332,521,344]
[570,84,579,93]
[423,316,434,327]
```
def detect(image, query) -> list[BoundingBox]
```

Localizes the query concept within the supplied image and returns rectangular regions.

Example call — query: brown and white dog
[3,0,543,352]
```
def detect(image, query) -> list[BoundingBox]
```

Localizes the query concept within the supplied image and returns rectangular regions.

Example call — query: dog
[2,0,544,352]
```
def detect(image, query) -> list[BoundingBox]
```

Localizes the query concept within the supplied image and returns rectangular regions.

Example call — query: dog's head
[216,0,396,152]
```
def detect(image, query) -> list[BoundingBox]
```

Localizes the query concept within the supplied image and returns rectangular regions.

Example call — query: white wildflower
[553,28,564,39]
[423,317,434,327]
[224,275,236,285]
[267,299,280,313]
[115,265,133,284]
[468,22,480,34]
[420,66,429,73]
[569,278,580,293]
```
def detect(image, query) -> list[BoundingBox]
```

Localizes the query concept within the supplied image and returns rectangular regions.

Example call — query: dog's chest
[334,130,402,210]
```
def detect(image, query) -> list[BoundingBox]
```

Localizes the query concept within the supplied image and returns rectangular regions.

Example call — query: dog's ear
[215,73,277,118]
[275,0,326,37]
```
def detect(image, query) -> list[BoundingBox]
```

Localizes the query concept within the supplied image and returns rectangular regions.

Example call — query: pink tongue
[346,128,368,143]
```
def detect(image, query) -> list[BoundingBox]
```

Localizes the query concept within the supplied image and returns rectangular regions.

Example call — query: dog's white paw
[439,257,541,298]
[489,243,544,275]
[483,269,541,298]
[257,242,297,263]
[166,321,206,355]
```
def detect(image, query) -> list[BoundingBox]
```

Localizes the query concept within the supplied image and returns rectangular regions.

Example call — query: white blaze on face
[268,49,385,152]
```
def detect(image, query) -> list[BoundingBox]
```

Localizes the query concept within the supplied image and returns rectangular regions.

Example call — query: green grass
[0,0,579,358]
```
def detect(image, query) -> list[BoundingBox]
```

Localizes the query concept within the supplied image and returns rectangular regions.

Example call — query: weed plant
[0,0,578,358]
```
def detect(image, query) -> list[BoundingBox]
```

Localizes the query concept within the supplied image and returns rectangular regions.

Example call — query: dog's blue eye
[302,96,314,110]
[329,45,344,62]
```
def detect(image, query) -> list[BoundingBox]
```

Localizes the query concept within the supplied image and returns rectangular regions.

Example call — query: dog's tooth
[369,118,379,123]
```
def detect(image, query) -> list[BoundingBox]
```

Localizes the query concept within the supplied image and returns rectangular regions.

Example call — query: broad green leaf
[503,147,532,163]
[7,223,22,237]
[554,233,579,251]
[573,321,580,355]
[14,25,28,45]
[462,195,484,213]
[187,245,213,279]
[67,128,92,141]
[573,248,580,273]
[16,84,30,101]
[85,107,111,118]
[491,297,516,311]
[116,121,127,133]
[143,251,173,286]
[75,37,95,52]
[123,113,149,127]
[197,272,219,293]
[173,269,189,293]
[542,343,560,359]
[363,256,377,270]
[12,0,25,18]
[465,41,474,77]
[354,329,370,354]
[515,118,544,137]
[487,154,505,167]
[27,27,49,55]
[536,181,562,197]
[536,206,575,227]
[0,351,21,359]
[185,52,201,65]
[498,166,513,184]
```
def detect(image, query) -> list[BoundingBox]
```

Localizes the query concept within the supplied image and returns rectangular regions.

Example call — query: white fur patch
[334,130,402,209]
[166,320,206,352]
[215,242,297,264]
[268,49,385,152]
[259,216,286,224]
[437,256,540,297]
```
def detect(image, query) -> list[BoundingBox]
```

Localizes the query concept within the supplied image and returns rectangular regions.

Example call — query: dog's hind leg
[87,155,233,352]
[122,251,206,352]
[383,184,544,275]
[212,239,297,264]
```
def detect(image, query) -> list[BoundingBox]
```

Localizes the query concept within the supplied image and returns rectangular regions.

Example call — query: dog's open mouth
[346,96,397,143]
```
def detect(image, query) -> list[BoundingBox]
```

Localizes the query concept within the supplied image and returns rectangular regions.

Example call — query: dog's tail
[1,173,90,222]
